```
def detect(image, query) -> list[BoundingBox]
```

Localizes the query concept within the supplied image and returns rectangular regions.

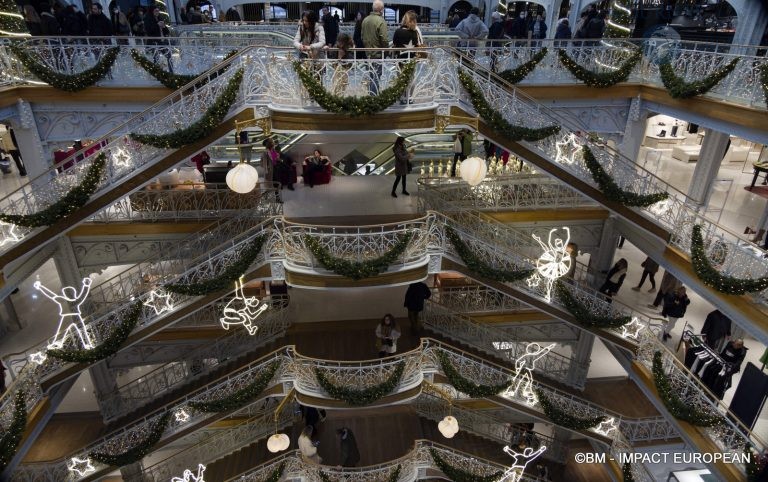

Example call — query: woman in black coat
[391,136,411,198]
[598,258,627,302]
[661,286,689,341]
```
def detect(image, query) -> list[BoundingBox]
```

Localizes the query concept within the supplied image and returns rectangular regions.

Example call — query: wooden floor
[22,412,106,463]
[561,439,613,482]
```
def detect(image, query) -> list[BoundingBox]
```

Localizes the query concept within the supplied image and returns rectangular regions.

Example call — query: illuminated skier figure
[219,277,268,335]
[34,277,94,349]
[500,445,547,482]
[531,227,571,303]
[507,343,555,405]
[171,464,206,482]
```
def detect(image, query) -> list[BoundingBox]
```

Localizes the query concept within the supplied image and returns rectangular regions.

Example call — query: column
[592,216,619,289]
[566,330,593,389]
[52,237,84,289]
[89,361,122,421]
[731,2,768,51]
[9,102,48,180]
[1,297,24,332]
[551,426,573,462]
[568,0,586,34]
[687,130,730,208]
[618,96,648,163]
[545,0,563,39]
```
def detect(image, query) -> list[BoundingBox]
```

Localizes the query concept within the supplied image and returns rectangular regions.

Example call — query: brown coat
[393,144,409,176]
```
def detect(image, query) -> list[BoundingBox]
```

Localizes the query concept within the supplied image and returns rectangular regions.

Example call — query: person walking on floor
[451,132,464,177]
[632,256,659,292]
[648,270,682,309]
[661,286,689,341]
[299,425,322,464]
[598,258,627,302]
[337,427,361,467]
[391,136,411,197]
[404,281,431,335]
[376,314,401,357]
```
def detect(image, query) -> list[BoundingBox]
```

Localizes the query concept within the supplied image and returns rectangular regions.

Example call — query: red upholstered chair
[302,162,332,186]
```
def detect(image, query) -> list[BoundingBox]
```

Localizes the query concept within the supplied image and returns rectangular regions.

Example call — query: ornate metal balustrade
[432,285,526,314]
[620,416,680,445]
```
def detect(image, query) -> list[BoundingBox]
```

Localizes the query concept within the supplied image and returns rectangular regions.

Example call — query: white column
[687,130,730,208]
[89,362,122,422]
[592,216,619,288]
[566,330,593,388]
[619,96,648,163]
[1,297,24,332]
[731,1,768,50]
[545,0,563,39]
[10,102,48,180]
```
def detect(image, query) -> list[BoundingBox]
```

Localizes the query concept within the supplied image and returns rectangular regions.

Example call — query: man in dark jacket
[702,310,732,350]
[39,3,61,35]
[404,281,431,335]
[321,8,339,47]
[721,339,747,372]
[337,427,360,467]
[585,11,606,40]
[87,3,113,37]
[488,11,505,72]
[61,5,87,36]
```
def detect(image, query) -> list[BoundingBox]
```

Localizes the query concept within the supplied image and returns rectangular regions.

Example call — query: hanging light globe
[460,156,487,186]
[438,415,460,438]
[226,162,259,193]
[267,433,290,453]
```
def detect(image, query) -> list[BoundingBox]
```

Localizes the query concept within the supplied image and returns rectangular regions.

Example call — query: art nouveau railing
[421,300,588,389]
[433,285,527,314]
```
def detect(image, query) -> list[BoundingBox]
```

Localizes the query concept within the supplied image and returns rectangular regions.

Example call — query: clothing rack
[682,329,727,366]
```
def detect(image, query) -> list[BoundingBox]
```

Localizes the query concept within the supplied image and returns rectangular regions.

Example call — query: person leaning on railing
[294,10,326,59]
[362,0,389,94]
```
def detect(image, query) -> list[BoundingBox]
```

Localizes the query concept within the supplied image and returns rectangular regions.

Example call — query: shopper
[392,11,420,58]
[337,427,360,467]
[261,138,278,183]
[451,132,463,177]
[488,12,505,71]
[303,149,330,188]
[238,130,252,163]
[661,286,689,341]
[527,13,547,41]
[598,258,628,302]
[720,339,747,372]
[300,404,327,429]
[404,281,431,335]
[648,270,681,309]
[585,11,606,40]
[391,136,411,197]
[362,0,388,93]
[376,314,401,357]
[298,425,322,464]
[554,18,571,45]
[294,10,326,59]
[454,7,488,56]
[40,4,61,36]
[701,310,732,350]
[321,7,339,47]
[87,3,112,37]
[632,256,659,292]
[353,12,365,54]
[461,129,472,161]
[274,145,295,191]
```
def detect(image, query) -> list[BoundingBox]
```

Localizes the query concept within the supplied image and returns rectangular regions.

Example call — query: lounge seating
[672,145,701,163]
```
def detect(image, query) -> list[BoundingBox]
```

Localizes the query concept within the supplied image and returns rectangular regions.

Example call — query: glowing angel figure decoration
[506,343,555,405]
[219,277,268,335]
[500,445,547,482]
[531,227,571,303]
[172,464,206,482]
[0,221,22,246]
[35,277,94,350]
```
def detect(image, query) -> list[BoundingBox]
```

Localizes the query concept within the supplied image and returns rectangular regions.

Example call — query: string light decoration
[437,351,512,398]
[501,445,547,482]
[556,49,641,88]
[582,146,669,207]
[143,289,174,316]
[531,227,571,303]
[759,63,768,109]
[533,388,606,430]
[172,464,206,482]
[458,70,560,142]
[0,391,27,472]
[445,226,534,283]
[315,362,405,406]
[555,280,632,329]
[174,409,190,423]
[0,221,21,246]
[497,48,548,85]
[89,412,172,467]
[320,465,400,482]
[189,362,280,412]
[0,0,29,36]
[29,351,47,365]
[555,133,582,165]
[35,278,94,350]
[605,0,632,38]
[593,417,618,437]
[131,49,238,90]
[429,448,503,482]
[620,317,644,340]
[219,276,268,335]
[67,457,96,477]
[130,69,244,149]
[504,343,555,405]
[303,232,413,281]
[0,153,106,228]
[293,60,416,116]
[623,462,635,482]
[10,46,119,92]
[690,224,768,294]
[659,59,739,99]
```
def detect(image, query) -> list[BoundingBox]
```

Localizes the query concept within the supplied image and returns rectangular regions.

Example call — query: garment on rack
[685,340,737,400]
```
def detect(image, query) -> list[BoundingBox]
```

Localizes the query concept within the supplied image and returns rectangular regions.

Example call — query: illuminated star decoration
[67,457,96,477]
[35,278,95,350]
[555,133,582,166]
[501,445,547,482]
[172,464,206,482]
[219,277,268,335]
[526,272,541,289]
[0,221,22,246]
[621,317,644,340]
[175,409,190,423]
[29,351,48,365]
[143,289,174,316]
[112,148,132,169]
[530,227,571,303]
[594,417,618,437]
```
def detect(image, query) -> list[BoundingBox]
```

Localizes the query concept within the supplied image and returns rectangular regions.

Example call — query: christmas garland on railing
[582,146,669,207]
[759,63,768,109]
[319,465,400,482]
[746,446,760,482]
[0,391,27,472]
[265,463,286,482]
[622,462,634,482]
[557,48,641,88]
[429,448,503,482]
[554,281,631,329]
[436,351,512,397]
[130,68,244,149]
[189,361,279,412]
[165,234,265,296]
[9,45,119,92]
[46,302,142,363]
[497,48,548,84]
[659,58,739,99]
[293,60,415,116]
[90,411,171,467]
[314,361,405,406]
[690,224,768,295]
[533,388,606,430]
[304,232,413,281]
[652,352,723,427]
[0,153,106,228]
[130,49,238,90]
[457,70,560,142]
[445,226,533,283]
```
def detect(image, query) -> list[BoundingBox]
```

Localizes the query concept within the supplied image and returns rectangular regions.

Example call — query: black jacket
[340,429,360,467]
[404,282,431,312]
[40,12,61,35]
[88,12,112,36]
[720,342,747,371]
[701,310,732,343]
[662,292,689,318]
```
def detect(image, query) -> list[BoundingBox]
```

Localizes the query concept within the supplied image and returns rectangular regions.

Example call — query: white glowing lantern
[438,415,459,438]
[460,156,487,186]
[226,163,259,193]
[267,433,291,452]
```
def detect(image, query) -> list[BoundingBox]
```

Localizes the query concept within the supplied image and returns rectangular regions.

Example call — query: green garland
[534,388,606,430]
[429,448,503,482]
[10,45,119,92]
[659,58,739,99]
[760,63,768,109]
[746,446,760,482]
[130,69,244,149]
[458,70,560,142]
[131,49,238,90]
[0,0,29,36]
[90,412,171,467]
[294,60,415,116]
[304,232,413,281]
[437,351,512,397]
[690,224,768,295]
[554,281,632,329]
[189,362,279,412]
[319,465,400,482]
[582,146,669,207]
[264,463,286,482]
[445,226,533,283]
[46,302,142,363]
[315,362,404,406]
[0,391,27,472]
[165,235,265,296]
[622,462,634,482]
[497,48,548,84]
[651,351,723,427]
[0,153,106,228]
[557,49,641,88]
